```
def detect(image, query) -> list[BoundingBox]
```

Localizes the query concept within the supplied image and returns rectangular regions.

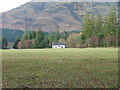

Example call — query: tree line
[13,30,71,49]
[80,7,119,47]
[1,7,119,49]
[66,7,119,48]
[1,30,78,49]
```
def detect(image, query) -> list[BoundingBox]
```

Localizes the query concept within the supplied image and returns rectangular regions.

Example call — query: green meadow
[2,48,118,88]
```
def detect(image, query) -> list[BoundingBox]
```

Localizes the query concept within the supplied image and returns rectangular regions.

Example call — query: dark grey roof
[52,43,65,45]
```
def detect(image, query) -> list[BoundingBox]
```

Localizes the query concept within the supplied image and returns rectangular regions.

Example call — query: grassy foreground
[2,48,118,88]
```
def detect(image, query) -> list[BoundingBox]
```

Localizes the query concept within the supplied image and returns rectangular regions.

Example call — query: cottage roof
[52,43,65,45]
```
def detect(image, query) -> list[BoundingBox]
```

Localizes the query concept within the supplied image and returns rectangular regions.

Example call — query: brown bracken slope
[0,2,118,32]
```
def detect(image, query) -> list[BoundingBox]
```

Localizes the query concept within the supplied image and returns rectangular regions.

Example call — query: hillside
[0,28,24,42]
[1,2,118,32]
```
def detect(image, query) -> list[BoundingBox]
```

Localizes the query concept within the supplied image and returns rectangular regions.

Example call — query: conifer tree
[103,7,118,36]
[13,36,21,49]
[90,15,95,36]
[61,31,69,40]
[82,13,91,39]
[27,32,32,40]
[54,29,60,42]
[94,16,103,36]
[31,31,36,39]
[49,32,55,43]
[2,37,7,49]
[22,31,28,41]
[34,30,45,48]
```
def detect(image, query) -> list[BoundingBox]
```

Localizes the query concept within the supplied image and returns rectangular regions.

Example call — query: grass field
[2,48,118,88]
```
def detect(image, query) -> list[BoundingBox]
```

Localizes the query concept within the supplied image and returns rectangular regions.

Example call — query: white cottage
[52,43,65,48]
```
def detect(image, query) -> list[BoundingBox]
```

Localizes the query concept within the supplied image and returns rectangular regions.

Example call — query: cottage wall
[52,45,65,48]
